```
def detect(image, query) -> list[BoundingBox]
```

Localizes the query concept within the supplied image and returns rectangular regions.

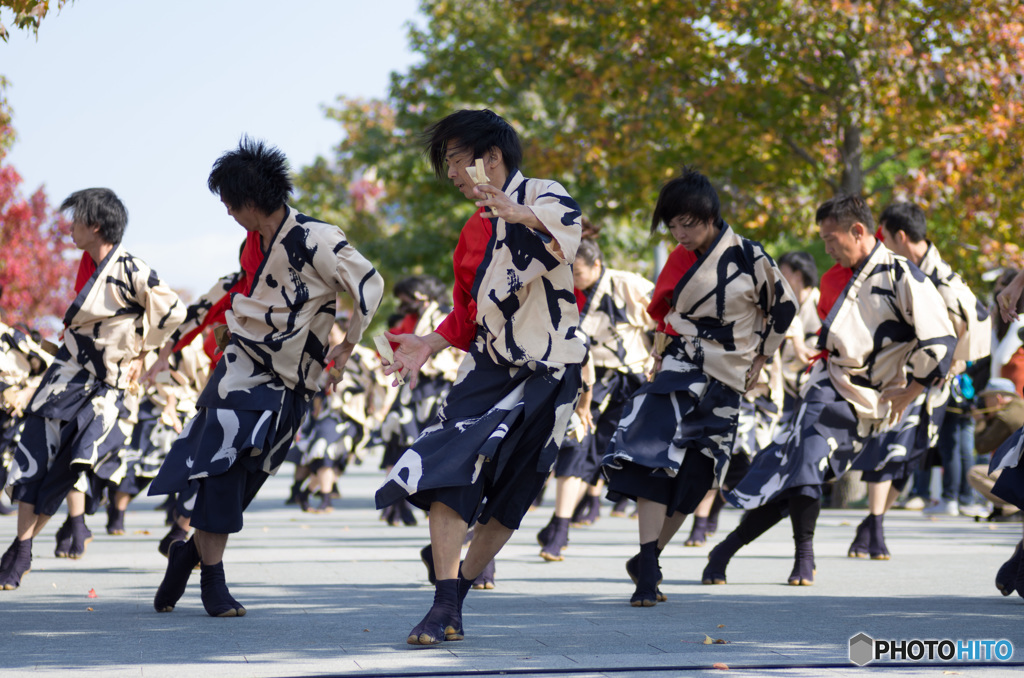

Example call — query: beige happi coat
[60,246,185,390]
[472,171,587,368]
[223,207,384,395]
[578,267,655,375]
[816,242,956,430]
[664,225,797,394]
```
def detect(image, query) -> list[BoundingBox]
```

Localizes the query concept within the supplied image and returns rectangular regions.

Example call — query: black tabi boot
[67,514,93,559]
[868,514,890,560]
[626,544,666,602]
[996,540,1023,596]
[848,516,871,558]
[407,578,460,645]
[684,516,711,547]
[0,538,31,591]
[629,541,662,607]
[106,503,126,535]
[153,538,200,612]
[787,540,815,586]
[472,559,496,590]
[539,517,570,562]
[158,523,190,558]
[706,492,725,537]
[200,560,246,617]
[54,517,73,558]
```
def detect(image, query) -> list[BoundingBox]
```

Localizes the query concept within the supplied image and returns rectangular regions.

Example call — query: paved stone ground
[1,455,1023,677]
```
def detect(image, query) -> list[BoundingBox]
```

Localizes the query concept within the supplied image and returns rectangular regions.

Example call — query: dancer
[847,202,989,556]
[716,195,956,586]
[0,188,185,590]
[376,109,585,645]
[602,168,797,606]
[149,137,384,617]
[538,237,655,561]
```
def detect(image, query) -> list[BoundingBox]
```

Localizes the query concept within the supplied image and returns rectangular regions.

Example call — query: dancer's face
[668,215,718,255]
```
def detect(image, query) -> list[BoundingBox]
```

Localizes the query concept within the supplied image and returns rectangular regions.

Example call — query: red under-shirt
[436,209,493,351]
[647,244,698,336]
[817,263,854,321]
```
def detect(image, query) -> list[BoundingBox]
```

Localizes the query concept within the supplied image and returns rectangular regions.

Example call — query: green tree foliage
[293,0,1024,288]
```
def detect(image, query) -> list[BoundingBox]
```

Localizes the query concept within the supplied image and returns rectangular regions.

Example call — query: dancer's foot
[571,495,600,527]
[702,532,744,585]
[847,516,870,558]
[867,514,890,560]
[200,561,246,617]
[684,516,710,547]
[471,559,496,590]
[67,515,93,559]
[311,495,333,513]
[158,524,190,558]
[106,504,126,536]
[610,497,631,518]
[154,538,200,612]
[537,515,556,547]
[54,517,73,558]
[996,540,1023,596]
[787,540,815,586]
[0,538,31,591]
[539,517,570,561]
[407,579,461,645]
[629,542,661,607]
[625,550,666,602]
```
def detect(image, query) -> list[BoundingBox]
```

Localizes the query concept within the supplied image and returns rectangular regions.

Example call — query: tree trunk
[839,123,865,196]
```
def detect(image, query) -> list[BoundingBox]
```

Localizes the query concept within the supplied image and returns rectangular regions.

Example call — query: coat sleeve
[312,225,384,346]
[134,264,187,354]
[751,244,797,358]
[896,264,957,386]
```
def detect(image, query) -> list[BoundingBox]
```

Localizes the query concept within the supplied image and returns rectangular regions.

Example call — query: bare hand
[381,331,433,389]
[324,340,356,392]
[997,271,1024,323]
[744,354,769,393]
[881,381,925,426]
[143,343,174,384]
[473,184,539,228]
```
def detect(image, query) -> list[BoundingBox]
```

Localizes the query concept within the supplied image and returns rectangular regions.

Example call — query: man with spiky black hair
[149,137,384,617]
[1,188,186,591]
[376,109,586,645]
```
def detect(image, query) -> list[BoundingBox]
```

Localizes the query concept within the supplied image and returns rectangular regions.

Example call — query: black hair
[778,250,819,289]
[422,109,523,179]
[208,136,293,214]
[815,194,874,231]
[60,188,128,245]
[650,167,722,234]
[879,202,927,243]
[576,238,603,266]
[394,275,447,305]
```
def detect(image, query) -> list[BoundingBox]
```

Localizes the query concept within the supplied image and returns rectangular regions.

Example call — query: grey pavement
[1,456,1023,678]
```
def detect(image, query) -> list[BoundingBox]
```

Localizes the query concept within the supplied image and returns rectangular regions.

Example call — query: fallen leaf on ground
[363,629,370,632]
[703,635,714,645]
[133,530,150,535]
[87,589,97,598]
[713,662,729,670]
[715,639,729,644]
[717,624,725,628]
[86,607,93,612]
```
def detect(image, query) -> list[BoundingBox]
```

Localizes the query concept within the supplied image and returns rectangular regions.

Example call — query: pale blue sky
[2,1,422,296]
